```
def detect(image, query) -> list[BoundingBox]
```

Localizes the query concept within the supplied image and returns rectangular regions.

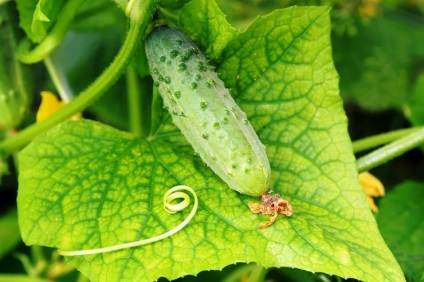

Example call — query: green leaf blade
[180,0,239,59]
[18,120,261,281]
[377,181,424,281]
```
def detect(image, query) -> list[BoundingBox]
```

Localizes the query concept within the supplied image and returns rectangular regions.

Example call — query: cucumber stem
[222,264,264,282]
[248,264,267,282]
[126,66,143,137]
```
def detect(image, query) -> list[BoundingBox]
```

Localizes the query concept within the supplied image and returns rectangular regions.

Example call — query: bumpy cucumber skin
[145,26,270,197]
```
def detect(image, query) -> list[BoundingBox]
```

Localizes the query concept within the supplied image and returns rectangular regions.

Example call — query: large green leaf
[18,6,404,282]
[377,181,424,281]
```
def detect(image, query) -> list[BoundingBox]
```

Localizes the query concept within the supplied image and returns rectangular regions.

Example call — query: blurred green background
[1,0,423,281]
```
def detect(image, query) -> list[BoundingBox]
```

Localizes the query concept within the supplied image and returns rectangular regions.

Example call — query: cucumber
[0,2,32,129]
[145,26,270,197]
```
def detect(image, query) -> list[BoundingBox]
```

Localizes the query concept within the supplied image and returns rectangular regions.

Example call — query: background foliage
[1,0,423,281]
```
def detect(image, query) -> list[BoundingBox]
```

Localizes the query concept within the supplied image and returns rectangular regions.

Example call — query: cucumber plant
[1,0,421,282]
[56,25,291,258]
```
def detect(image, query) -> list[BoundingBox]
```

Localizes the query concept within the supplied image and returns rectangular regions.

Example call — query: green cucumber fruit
[0,3,32,130]
[145,26,270,197]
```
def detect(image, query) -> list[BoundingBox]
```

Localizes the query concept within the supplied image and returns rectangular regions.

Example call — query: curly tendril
[58,185,198,256]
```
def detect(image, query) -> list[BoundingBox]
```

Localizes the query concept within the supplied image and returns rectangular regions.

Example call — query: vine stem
[222,264,265,282]
[352,127,424,153]
[0,0,156,155]
[0,275,48,282]
[248,264,267,282]
[356,127,424,173]
[126,66,143,137]
[43,56,73,102]
[17,0,87,64]
[149,87,164,138]
[58,185,198,256]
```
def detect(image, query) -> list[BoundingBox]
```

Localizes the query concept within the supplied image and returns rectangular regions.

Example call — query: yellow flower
[359,171,385,212]
[357,0,380,18]
[36,91,81,122]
